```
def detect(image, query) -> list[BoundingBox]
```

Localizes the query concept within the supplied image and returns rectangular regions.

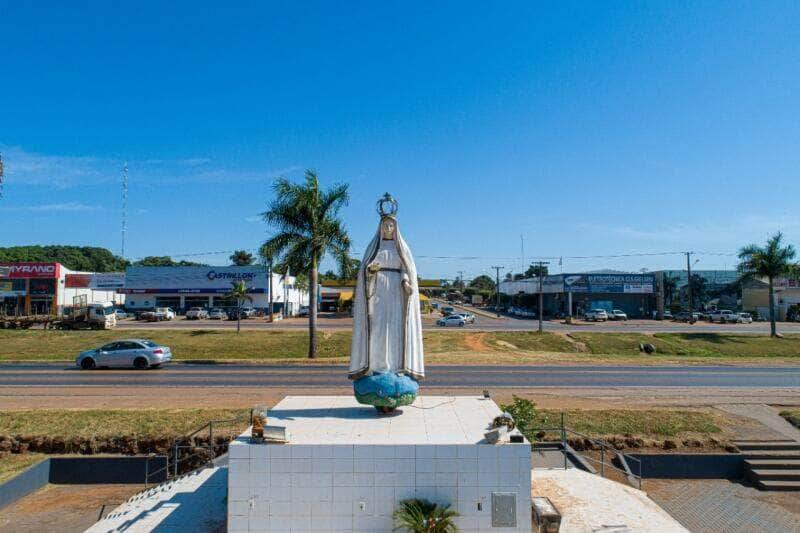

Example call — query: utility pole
[0,151,5,198]
[457,270,464,293]
[121,163,128,259]
[268,256,274,322]
[520,235,525,273]
[535,261,550,333]
[491,266,504,317]
[686,251,694,324]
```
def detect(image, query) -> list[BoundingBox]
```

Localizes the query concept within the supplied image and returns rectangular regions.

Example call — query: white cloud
[244,215,263,223]
[0,144,296,189]
[3,202,102,212]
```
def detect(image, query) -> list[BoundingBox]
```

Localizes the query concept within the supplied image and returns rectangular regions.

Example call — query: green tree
[738,232,797,337]
[229,250,254,266]
[0,245,128,272]
[524,263,548,278]
[662,274,679,305]
[468,274,496,292]
[134,256,206,267]
[393,498,458,533]
[227,280,253,333]
[261,170,350,358]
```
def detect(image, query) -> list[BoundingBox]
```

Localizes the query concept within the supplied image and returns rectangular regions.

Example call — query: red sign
[0,262,60,279]
[65,273,91,288]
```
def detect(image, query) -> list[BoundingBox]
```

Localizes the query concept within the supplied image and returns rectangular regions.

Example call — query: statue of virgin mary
[349,193,424,412]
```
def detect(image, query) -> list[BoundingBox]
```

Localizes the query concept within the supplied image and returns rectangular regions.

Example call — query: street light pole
[491,266,503,318]
[535,261,550,333]
[686,251,694,324]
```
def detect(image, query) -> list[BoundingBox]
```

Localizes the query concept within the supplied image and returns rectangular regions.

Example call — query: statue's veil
[348,217,425,380]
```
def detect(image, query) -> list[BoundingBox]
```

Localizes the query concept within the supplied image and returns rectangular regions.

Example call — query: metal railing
[530,413,643,490]
[144,411,252,488]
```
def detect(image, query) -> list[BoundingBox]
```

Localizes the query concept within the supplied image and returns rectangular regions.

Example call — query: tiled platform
[228,395,532,532]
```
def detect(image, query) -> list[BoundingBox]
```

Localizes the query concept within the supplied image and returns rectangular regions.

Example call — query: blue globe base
[353,373,419,412]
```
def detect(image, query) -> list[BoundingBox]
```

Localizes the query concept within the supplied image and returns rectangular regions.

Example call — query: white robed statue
[349,193,424,412]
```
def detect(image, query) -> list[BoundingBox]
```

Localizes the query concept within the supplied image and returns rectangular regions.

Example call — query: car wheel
[80,358,96,370]
[133,357,149,370]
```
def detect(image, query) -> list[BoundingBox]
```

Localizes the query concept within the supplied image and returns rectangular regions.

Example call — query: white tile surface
[227,395,532,532]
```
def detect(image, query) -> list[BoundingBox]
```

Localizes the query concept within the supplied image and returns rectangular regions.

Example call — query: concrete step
[749,469,800,481]
[740,450,800,460]
[755,479,800,491]
[734,441,800,452]
[745,459,800,470]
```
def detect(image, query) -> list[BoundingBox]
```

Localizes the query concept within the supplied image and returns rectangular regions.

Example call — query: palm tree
[393,498,458,533]
[230,250,254,266]
[227,280,252,333]
[738,232,797,337]
[261,170,350,358]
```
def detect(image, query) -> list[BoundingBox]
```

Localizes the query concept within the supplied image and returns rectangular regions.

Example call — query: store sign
[65,273,126,289]
[564,274,654,294]
[29,279,55,295]
[0,281,25,298]
[0,262,60,279]
[121,266,268,294]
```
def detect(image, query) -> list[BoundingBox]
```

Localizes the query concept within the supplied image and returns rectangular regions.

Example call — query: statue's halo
[376,193,398,217]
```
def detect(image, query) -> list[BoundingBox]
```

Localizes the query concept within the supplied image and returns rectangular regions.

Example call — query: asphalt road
[114,316,800,334]
[2,364,799,389]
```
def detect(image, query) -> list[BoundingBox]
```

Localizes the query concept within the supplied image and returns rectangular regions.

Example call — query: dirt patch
[562,333,589,352]
[462,332,490,352]
[0,483,143,532]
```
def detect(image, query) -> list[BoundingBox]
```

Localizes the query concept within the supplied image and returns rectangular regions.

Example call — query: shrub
[393,498,458,532]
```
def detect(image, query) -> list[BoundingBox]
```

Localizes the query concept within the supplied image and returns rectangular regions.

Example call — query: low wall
[629,453,744,479]
[49,456,167,484]
[0,455,167,511]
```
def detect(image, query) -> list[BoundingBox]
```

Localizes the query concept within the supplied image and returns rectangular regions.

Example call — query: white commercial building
[120,266,308,316]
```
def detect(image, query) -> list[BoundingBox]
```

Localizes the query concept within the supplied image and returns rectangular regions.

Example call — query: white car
[737,312,753,324]
[153,307,175,321]
[437,315,466,327]
[709,310,738,323]
[76,339,172,370]
[455,312,476,324]
[114,309,128,319]
[185,307,209,320]
[208,308,228,320]
[609,309,628,321]
[585,309,608,321]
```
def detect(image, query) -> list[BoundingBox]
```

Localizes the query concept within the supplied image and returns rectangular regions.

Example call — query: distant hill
[0,245,129,272]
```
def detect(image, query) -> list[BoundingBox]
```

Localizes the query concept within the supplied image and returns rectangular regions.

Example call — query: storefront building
[120,266,308,315]
[0,262,120,315]
[500,272,656,318]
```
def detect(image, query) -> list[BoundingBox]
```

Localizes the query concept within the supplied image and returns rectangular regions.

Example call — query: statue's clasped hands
[367,261,382,274]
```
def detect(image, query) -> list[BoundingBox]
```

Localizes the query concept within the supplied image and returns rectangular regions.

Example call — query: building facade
[0,262,120,315]
[500,272,657,318]
[120,266,308,316]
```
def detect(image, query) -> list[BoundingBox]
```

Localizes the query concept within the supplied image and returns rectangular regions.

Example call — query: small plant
[393,498,459,532]
[501,395,544,441]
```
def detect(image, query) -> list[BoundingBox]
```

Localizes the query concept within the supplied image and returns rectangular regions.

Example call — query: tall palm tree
[261,170,350,358]
[227,280,252,333]
[738,232,797,337]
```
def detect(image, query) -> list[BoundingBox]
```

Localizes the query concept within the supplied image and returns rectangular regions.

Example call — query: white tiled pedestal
[228,396,532,532]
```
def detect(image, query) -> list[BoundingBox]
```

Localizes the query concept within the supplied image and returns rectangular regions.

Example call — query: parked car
[737,312,753,324]
[441,306,455,316]
[436,315,466,327]
[298,305,309,317]
[114,309,128,320]
[208,308,228,320]
[76,339,172,370]
[673,311,700,322]
[662,310,673,320]
[185,307,209,320]
[455,312,476,324]
[228,308,256,320]
[584,309,608,321]
[608,309,628,321]
[144,307,176,321]
[708,309,738,323]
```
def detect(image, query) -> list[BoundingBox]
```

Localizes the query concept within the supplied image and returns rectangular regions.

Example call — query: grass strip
[0,453,47,483]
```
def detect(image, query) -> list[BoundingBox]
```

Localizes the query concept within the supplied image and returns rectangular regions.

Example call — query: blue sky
[2,1,799,279]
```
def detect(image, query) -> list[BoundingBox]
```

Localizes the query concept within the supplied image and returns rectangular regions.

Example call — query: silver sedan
[76,339,172,370]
